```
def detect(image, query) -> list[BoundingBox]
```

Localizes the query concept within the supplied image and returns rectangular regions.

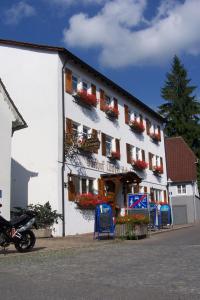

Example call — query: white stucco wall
[0,45,63,235]
[64,62,168,235]
[0,89,13,219]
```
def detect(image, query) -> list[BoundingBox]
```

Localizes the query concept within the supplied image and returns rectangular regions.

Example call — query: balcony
[152,165,163,175]
[104,105,119,119]
[132,159,148,171]
[129,120,145,133]
[150,132,161,142]
[73,90,97,108]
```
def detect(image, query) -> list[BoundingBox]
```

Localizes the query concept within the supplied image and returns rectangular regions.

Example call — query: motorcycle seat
[10,215,28,226]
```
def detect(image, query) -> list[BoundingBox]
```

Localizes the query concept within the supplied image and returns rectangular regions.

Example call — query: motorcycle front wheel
[14,230,36,253]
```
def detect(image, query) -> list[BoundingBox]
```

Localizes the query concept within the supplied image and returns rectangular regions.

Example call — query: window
[177,185,186,194]
[82,126,89,139]
[105,136,113,156]
[82,178,87,193]
[82,81,88,92]
[105,95,111,105]
[72,122,79,139]
[136,147,140,160]
[155,155,160,166]
[153,189,162,202]
[89,180,94,193]
[72,75,78,93]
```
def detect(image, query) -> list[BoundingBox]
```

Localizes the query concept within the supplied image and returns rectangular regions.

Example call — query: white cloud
[63,0,200,67]
[50,0,105,6]
[4,1,36,25]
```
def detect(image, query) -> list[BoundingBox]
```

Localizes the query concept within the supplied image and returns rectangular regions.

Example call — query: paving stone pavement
[0,224,200,300]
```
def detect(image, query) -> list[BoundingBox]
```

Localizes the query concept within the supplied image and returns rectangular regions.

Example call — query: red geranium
[77,90,97,106]
[110,150,120,160]
[153,165,163,174]
[75,193,113,209]
[150,132,161,142]
[132,159,148,170]
[129,120,145,133]
[104,105,119,118]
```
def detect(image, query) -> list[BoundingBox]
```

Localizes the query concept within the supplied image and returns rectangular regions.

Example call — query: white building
[0,78,26,219]
[0,39,168,236]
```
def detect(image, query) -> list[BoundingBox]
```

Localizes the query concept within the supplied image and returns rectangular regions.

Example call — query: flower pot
[115,223,148,239]
[33,228,52,238]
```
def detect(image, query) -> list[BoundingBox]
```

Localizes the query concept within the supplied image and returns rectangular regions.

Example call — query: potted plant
[75,90,97,106]
[115,214,149,239]
[150,132,161,142]
[153,165,163,175]
[129,120,145,133]
[75,193,113,209]
[28,202,63,238]
[109,150,120,160]
[132,159,148,170]
[104,105,119,118]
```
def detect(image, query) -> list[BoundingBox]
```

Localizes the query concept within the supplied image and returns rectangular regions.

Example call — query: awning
[101,171,142,184]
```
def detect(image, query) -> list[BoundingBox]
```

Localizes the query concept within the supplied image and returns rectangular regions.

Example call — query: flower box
[132,159,148,170]
[115,214,149,239]
[75,193,113,209]
[74,90,97,107]
[153,165,163,175]
[129,120,145,133]
[150,132,161,142]
[109,151,120,160]
[104,105,119,118]
[115,224,148,239]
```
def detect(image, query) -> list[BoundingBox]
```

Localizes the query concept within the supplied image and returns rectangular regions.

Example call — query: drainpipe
[61,58,68,237]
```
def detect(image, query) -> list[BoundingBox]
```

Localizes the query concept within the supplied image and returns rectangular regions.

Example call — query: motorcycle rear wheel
[14,230,36,253]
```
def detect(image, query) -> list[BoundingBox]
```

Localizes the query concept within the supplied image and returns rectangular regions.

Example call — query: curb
[150,224,194,235]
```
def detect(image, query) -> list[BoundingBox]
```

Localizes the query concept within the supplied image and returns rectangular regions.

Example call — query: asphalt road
[1,225,200,300]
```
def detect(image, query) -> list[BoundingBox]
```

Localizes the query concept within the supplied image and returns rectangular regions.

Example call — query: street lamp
[167,178,174,227]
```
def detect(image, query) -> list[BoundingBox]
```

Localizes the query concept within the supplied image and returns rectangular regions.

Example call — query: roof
[0,78,27,132]
[165,137,197,182]
[0,38,164,123]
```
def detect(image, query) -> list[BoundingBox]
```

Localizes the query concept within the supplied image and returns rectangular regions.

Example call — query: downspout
[61,58,68,237]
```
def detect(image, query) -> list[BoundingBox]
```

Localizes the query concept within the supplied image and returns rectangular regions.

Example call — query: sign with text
[127,193,148,209]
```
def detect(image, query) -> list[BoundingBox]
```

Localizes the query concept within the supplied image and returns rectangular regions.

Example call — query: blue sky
[1,0,200,111]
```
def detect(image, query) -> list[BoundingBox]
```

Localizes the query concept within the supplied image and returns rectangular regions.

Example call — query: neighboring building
[0,78,27,220]
[0,39,168,236]
[165,137,200,224]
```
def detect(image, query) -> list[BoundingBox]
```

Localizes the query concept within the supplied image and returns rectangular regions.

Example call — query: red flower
[129,120,145,133]
[77,90,97,106]
[75,193,113,209]
[132,159,148,170]
[104,105,119,118]
[150,132,161,142]
[116,214,149,225]
[153,165,163,174]
[110,150,120,160]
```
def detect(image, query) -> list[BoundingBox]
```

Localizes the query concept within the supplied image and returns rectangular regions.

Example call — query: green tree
[158,55,200,185]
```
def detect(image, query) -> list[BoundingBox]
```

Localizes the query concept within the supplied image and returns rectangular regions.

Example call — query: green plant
[11,202,63,229]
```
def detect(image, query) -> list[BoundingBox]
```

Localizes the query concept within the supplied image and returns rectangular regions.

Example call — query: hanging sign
[127,193,148,209]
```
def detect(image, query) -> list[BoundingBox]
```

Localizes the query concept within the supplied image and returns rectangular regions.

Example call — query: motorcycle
[0,211,37,253]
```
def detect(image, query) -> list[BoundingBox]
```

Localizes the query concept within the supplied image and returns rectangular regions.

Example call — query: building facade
[165,137,200,224]
[0,39,168,236]
[0,78,26,219]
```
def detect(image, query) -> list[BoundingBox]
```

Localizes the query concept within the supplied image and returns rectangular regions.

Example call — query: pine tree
[158,55,200,186]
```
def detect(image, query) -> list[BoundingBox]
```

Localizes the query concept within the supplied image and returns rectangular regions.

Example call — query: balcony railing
[73,90,97,107]
[129,120,145,133]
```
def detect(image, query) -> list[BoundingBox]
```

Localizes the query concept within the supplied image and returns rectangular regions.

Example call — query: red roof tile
[165,137,197,182]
